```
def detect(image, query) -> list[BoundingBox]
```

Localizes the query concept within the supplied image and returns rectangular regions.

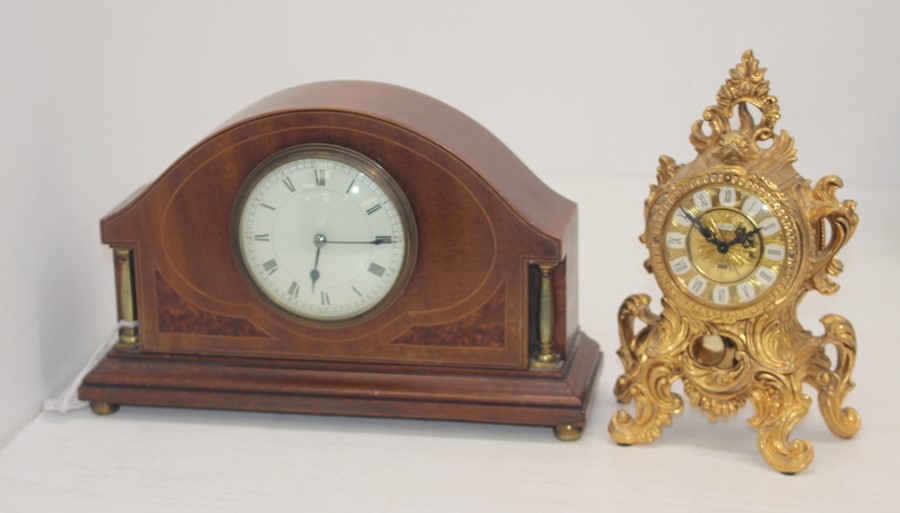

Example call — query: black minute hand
[326,237,396,245]
[681,208,718,244]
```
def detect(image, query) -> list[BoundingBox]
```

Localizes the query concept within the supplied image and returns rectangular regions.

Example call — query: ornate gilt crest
[610,51,860,474]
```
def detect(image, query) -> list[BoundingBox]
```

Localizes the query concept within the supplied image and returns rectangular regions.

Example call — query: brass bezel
[647,169,802,320]
[231,143,418,327]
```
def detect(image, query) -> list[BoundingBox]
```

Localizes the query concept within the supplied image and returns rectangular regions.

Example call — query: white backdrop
[1,0,898,448]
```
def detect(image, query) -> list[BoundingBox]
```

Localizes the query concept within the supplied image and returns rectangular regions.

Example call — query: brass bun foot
[89,401,120,415]
[553,424,583,441]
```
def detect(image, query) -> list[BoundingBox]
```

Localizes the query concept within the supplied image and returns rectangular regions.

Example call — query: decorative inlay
[391,285,505,348]
[157,273,269,337]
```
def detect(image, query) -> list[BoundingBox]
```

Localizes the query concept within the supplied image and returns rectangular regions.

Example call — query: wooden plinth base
[79,331,601,437]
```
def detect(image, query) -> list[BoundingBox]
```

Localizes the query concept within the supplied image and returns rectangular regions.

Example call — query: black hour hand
[728,225,761,249]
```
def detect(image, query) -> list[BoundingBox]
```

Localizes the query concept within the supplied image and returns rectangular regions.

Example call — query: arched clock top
[82,82,600,439]
[97,81,584,372]
[103,81,574,257]
[217,80,577,250]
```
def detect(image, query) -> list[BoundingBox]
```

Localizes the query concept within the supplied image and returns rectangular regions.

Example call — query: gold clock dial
[664,183,786,307]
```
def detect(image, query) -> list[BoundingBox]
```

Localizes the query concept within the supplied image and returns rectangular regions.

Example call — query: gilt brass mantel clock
[78,81,602,440]
[609,51,860,473]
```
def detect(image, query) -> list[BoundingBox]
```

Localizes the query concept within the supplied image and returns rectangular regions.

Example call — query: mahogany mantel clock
[78,81,602,440]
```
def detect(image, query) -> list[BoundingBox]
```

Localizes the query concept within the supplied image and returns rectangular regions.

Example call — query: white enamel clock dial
[235,144,416,322]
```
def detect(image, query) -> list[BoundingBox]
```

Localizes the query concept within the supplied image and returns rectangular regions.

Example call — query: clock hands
[325,237,396,245]
[680,208,718,243]
[726,225,762,249]
[681,208,763,255]
[309,234,326,292]
[681,208,729,253]
[307,234,397,292]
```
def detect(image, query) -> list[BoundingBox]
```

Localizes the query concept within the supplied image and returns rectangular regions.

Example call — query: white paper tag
[42,321,137,413]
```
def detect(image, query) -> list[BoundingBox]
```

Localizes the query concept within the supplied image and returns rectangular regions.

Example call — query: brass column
[531,263,560,369]
[113,247,138,348]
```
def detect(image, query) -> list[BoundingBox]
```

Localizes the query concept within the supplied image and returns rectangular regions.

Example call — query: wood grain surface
[81,81,599,429]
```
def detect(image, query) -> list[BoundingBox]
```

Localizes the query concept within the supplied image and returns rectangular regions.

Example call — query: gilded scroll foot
[610,293,859,472]
[609,295,683,445]
[807,314,861,439]
[749,374,814,474]
[554,424,583,441]
[819,396,861,440]
[89,401,120,415]
[609,358,684,445]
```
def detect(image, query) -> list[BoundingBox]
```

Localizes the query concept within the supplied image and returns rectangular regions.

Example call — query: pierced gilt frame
[609,50,860,474]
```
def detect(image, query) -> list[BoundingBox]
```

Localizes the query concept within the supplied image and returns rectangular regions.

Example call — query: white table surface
[1,176,897,513]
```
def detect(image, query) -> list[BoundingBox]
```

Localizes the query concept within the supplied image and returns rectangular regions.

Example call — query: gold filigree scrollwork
[612,293,859,473]
[641,155,680,259]
[610,295,686,446]
[682,332,752,420]
[746,310,795,373]
[645,155,680,225]
[612,50,859,473]
[804,314,861,439]
[716,51,780,134]
[614,294,657,376]
[655,155,679,188]
[690,50,784,165]
[805,175,859,294]
[749,370,814,474]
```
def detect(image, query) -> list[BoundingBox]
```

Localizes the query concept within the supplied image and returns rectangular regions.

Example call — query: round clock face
[234,144,416,322]
[663,181,789,308]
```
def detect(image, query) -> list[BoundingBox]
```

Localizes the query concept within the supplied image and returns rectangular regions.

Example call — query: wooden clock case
[78,81,602,437]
